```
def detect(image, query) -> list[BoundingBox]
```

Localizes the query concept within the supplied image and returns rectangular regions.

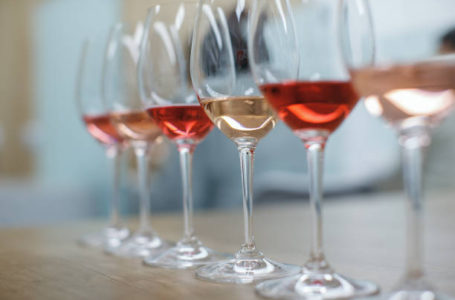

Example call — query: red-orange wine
[146,104,213,142]
[260,81,359,133]
[83,114,123,145]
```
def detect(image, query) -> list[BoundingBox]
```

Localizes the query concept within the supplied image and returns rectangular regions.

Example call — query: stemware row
[76,0,455,299]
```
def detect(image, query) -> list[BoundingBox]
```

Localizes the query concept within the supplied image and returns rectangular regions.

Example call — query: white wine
[201,96,277,143]
[351,59,455,129]
[111,110,162,142]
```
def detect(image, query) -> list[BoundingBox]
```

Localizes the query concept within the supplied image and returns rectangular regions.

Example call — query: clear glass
[75,36,130,248]
[137,1,228,269]
[189,0,300,284]
[102,23,171,258]
[340,0,455,299]
[249,0,379,297]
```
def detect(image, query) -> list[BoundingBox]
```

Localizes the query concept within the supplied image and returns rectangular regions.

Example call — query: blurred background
[0,0,453,227]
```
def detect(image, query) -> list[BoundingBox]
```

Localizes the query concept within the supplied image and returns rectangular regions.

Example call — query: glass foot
[381,291,454,300]
[105,229,171,258]
[78,225,130,248]
[195,246,300,284]
[379,277,454,300]
[255,269,379,299]
[143,236,230,269]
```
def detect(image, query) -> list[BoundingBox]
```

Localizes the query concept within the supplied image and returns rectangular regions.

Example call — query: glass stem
[304,141,329,271]
[178,144,196,241]
[134,144,152,233]
[400,130,430,281]
[106,146,122,229]
[238,145,256,251]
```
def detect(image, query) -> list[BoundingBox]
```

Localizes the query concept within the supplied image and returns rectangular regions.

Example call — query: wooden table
[0,191,453,300]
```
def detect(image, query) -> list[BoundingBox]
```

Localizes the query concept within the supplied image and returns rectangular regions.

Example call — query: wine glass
[137,1,228,269]
[190,0,300,284]
[76,36,130,248]
[340,1,455,300]
[102,22,172,257]
[249,0,379,298]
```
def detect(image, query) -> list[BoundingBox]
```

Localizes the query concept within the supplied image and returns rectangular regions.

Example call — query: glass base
[381,291,453,300]
[143,236,230,269]
[256,269,379,299]
[379,277,454,300]
[78,225,130,248]
[105,229,171,258]
[195,246,300,284]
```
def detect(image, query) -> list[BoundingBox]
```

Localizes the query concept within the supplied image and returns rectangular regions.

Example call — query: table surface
[0,190,453,300]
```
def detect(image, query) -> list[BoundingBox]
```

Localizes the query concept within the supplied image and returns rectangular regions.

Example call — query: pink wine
[111,110,161,143]
[351,60,455,128]
[200,96,277,142]
[260,81,359,133]
[83,114,123,145]
[146,104,213,142]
